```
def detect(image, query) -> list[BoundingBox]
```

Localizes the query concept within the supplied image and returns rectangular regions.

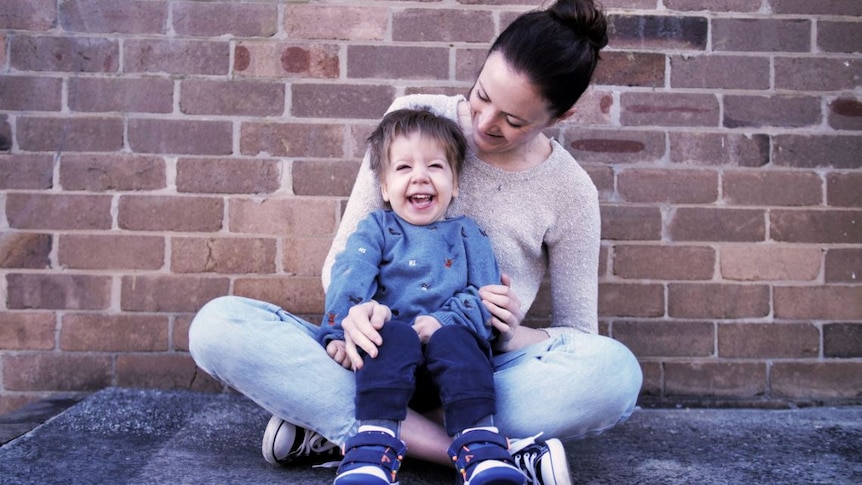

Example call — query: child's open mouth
[409,194,434,208]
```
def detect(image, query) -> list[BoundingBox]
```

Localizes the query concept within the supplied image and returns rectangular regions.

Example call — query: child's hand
[413,315,442,344]
[326,340,353,370]
[341,300,391,370]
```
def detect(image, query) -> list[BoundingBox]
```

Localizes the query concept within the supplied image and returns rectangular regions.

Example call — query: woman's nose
[475,108,498,135]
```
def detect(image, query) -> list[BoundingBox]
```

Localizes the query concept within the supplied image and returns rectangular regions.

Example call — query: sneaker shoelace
[295,429,338,458]
[512,448,541,485]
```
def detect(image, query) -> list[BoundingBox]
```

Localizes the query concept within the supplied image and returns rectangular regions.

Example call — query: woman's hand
[340,300,391,370]
[480,274,525,350]
[413,315,442,344]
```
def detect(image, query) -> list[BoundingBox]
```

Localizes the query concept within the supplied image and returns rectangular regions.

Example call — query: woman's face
[468,51,556,159]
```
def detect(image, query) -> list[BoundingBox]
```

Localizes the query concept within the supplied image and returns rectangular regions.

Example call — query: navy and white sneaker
[262,416,339,466]
[448,428,526,485]
[509,433,572,485]
[334,430,407,485]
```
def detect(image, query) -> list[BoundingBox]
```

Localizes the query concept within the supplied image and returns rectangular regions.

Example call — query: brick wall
[1,0,860,413]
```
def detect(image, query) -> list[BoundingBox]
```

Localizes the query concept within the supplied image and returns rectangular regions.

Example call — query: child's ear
[380,181,391,202]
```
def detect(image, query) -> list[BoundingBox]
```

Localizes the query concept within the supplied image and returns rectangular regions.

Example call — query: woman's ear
[552,106,578,126]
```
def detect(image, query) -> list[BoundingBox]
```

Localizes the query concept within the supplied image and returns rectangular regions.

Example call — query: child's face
[380,131,458,226]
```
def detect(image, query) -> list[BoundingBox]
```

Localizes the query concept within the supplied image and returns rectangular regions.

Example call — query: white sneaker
[509,433,572,485]
[261,415,339,466]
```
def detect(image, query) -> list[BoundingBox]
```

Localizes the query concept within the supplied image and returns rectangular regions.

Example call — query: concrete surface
[0,387,860,484]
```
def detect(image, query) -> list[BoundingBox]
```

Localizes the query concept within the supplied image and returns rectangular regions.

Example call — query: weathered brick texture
[1,0,860,411]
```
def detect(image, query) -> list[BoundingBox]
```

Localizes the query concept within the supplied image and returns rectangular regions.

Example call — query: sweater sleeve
[317,213,385,346]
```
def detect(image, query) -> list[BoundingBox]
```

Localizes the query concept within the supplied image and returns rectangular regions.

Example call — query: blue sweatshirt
[318,209,501,346]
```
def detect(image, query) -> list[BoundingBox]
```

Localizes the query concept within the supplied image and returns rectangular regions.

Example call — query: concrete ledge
[1,388,860,484]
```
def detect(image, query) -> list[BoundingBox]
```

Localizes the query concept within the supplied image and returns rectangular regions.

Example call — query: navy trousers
[354,323,495,436]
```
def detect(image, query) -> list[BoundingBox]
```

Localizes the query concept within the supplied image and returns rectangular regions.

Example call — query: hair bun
[549,0,608,50]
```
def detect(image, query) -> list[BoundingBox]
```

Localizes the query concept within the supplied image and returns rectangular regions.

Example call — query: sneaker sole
[261,415,293,466]
[542,439,572,485]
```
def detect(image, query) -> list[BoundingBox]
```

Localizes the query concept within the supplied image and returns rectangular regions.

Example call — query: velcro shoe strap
[338,432,407,477]
[448,430,515,470]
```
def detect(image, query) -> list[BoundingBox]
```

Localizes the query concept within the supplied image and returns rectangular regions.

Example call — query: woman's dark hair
[367,107,467,181]
[488,0,608,118]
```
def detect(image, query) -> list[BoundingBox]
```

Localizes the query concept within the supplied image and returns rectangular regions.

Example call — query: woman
[189,1,642,483]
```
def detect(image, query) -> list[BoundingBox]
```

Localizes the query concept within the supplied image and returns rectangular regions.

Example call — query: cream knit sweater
[322,94,600,335]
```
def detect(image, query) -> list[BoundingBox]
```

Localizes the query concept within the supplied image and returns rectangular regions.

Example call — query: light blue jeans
[188,295,643,446]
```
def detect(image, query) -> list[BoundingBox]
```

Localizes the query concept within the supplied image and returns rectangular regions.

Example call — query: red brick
[599,0,663,7]
[638,361,662,398]
[240,122,344,158]
[718,323,819,359]
[0,77,62,111]
[6,193,112,230]
[234,277,325,314]
[613,321,714,357]
[567,129,666,164]
[171,237,276,274]
[721,246,821,282]
[774,286,862,320]
[771,362,862,399]
[621,93,720,127]
[180,80,284,116]
[10,35,119,72]
[393,9,494,43]
[0,114,9,151]
[823,323,862,358]
[600,205,662,241]
[121,275,229,313]
[770,0,862,16]
[0,395,52,416]
[292,160,360,197]
[774,57,862,92]
[347,46,449,80]
[619,168,718,204]
[58,234,164,270]
[6,274,111,310]
[3,354,112,391]
[128,119,232,155]
[116,354,221,392]
[229,198,339,236]
[608,15,708,50]
[17,116,124,152]
[670,207,766,242]
[818,21,862,54]
[118,195,223,232]
[176,158,281,194]
[670,55,769,90]
[286,4,387,41]
[724,95,821,129]
[614,245,715,280]
[0,312,55,350]
[828,97,862,131]
[0,0,56,30]
[60,154,166,191]
[173,315,193,352]
[712,18,811,52]
[59,0,167,34]
[828,173,862,208]
[69,78,173,113]
[0,233,51,269]
[584,165,614,200]
[665,362,767,398]
[770,210,862,244]
[664,0,762,12]
[0,154,54,189]
[234,42,339,79]
[723,171,822,207]
[125,39,229,75]
[669,132,769,167]
[594,51,665,88]
[456,48,487,83]
[61,314,169,352]
[284,236,332,277]
[774,135,861,169]
[598,283,664,317]
[292,84,395,120]
[825,249,862,284]
[172,1,276,37]
[668,283,770,319]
